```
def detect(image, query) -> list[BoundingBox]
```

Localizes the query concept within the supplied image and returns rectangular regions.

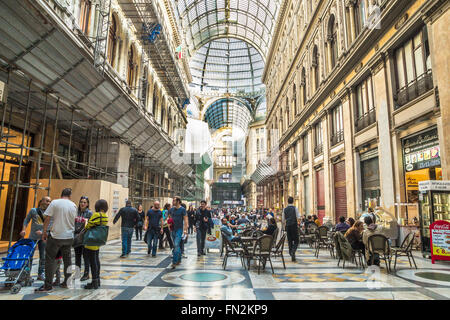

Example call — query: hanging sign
[430,220,450,264]
[403,128,440,172]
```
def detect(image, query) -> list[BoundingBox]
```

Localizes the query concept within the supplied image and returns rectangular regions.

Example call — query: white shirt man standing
[35,188,77,292]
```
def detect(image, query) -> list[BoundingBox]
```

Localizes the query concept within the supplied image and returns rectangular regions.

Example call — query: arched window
[293,84,297,115]
[327,15,338,71]
[107,15,117,67]
[127,46,135,88]
[79,0,91,34]
[301,67,307,107]
[312,45,319,92]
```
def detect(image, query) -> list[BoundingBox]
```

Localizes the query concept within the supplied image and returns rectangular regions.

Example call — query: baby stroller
[1,239,38,294]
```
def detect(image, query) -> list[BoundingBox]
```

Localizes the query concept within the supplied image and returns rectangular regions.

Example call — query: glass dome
[204,98,253,132]
[190,38,264,94]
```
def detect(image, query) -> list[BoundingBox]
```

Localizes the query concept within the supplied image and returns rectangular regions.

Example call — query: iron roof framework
[172,0,281,98]
[190,38,264,95]
[203,98,253,132]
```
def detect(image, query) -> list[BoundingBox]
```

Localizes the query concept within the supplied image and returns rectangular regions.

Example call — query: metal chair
[253,235,275,274]
[271,232,287,269]
[367,234,392,273]
[314,226,334,258]
[221,232,246,270]
[390,232,417,271]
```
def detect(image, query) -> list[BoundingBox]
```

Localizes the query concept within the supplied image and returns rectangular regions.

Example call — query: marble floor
[0,236,449,300]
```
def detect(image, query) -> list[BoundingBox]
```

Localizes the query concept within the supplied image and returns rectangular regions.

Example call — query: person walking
[83,199,109,290]
[170,197,188,269]
[135,204,145,241]
[159,203,174,250]
[113,200,140,258]
[35,188,77,293]
[282,196,301,262]
[74,196,93,282]
[187,205,195,235]
[194,200,211,257]
[144,201,163,257]
[20,196,52,281]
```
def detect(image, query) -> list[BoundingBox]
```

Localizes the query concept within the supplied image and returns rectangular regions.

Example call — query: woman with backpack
[74,196,93,282]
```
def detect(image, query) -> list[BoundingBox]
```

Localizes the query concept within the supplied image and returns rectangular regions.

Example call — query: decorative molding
[395,14,409,30]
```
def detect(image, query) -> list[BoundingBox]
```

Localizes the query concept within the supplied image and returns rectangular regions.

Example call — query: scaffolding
[93,0,112,76]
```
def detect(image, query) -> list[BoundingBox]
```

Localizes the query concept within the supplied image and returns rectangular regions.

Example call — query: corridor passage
[1,238,449,300]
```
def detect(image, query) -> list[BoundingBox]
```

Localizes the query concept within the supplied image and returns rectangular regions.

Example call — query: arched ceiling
[190,38,264,95]
[173,0,281,58]
[203,98,253,132]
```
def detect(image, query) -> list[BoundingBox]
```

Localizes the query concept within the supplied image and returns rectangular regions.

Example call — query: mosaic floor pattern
[0,235,449,300]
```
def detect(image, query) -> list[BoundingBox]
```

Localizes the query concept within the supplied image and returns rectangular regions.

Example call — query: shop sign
[430,220,450,264]
[405,169,430,191]
[223,200,243,205]
[419,180,450,192]
[403,129,440,172]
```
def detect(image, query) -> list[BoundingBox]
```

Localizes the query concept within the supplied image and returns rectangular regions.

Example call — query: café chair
[390,232,417,271]
[367,234,392,273]
[221,232,246,270]
[271,232,287,269]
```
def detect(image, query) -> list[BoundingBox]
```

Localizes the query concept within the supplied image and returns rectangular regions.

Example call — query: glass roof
[204,98,253,132]
[173,0,281,57]
[190,38,264,94]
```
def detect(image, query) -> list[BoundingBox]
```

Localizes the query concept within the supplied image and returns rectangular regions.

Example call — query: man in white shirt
[35,188,77,292]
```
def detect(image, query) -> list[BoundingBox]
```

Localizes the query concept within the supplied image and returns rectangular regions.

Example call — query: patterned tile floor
[0,235,449,300]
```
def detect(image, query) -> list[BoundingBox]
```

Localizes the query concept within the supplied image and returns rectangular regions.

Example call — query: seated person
[346,217,355,228]
[304,216,315,233]
[334,216,350,233]
[237,214,250,225]
[344,221,365,255]
[220,218,241,242]
[362,216,386,264]
[313,215,322,227]
[262,217,278,236]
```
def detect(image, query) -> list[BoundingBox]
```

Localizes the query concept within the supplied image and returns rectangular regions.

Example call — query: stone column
[322,113,332,222]
[341,89,356,218]
[348,3,356,43]
[308,127,315,215]
[372,54,396,215]
[424,2,450,179]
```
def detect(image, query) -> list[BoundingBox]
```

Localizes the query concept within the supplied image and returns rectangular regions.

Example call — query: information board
[430,220,450,264]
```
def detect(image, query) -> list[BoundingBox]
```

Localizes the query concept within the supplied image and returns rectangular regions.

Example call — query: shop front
[360,149,380,212]
[402,127,442,223]
[333,161,347,223]
[316,169,325,223]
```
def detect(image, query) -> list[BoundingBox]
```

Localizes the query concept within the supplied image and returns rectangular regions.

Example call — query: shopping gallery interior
[0,0,449,301]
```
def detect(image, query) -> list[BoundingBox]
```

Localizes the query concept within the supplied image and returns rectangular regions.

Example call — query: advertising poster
[430,220,450,264]
[205,218,222,249]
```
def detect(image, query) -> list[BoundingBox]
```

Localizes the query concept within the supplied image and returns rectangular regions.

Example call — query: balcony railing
[330,130,344,146]
[394,70,433,109]
[355,108,376,133]
[314,144,323,156]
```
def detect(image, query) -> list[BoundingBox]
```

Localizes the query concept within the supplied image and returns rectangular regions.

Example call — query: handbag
[83,215,109,247]
[72,228,86,248]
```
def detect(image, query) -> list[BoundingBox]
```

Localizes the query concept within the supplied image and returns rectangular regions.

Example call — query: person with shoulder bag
[73,196,93,282]
[83,199,109,290]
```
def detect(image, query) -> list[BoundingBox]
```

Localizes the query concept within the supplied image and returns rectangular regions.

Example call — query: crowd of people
[20,189,388,293]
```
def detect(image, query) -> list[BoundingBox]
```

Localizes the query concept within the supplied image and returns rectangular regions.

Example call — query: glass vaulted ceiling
[204,98,253,132]
[174,0,281,58]
[190,38,264,95]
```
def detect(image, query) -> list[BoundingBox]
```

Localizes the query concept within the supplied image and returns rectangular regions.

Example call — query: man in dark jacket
[194,200,212,256]
[144,201,164,257]
[113,200,140,258]
[282,196,300,261]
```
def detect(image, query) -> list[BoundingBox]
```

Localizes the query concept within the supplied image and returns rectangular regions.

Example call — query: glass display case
[418,181,450,257]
